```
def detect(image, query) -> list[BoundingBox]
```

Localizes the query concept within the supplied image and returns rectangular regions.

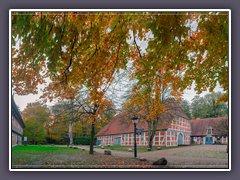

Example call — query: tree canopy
[12,11,229,100]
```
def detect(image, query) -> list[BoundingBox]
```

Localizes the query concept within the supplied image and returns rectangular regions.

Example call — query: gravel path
[74,145,229,168]
[139,145,228,168]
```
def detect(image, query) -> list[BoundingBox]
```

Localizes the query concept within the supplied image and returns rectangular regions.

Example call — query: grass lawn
[11,145,160,169]
[171,148,228,159]
[95,145,183,153]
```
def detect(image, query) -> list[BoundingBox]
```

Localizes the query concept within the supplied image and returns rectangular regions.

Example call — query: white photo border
[9,9,231,172]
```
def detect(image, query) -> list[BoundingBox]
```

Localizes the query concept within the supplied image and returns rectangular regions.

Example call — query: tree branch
[133,31,142,58]
[62,30,78,83]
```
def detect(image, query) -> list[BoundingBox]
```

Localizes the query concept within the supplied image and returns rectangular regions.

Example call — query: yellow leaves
[216,92,228,103]
[124,84,169,122]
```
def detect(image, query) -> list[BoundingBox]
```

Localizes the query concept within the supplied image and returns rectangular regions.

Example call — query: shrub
[74,136,95,145]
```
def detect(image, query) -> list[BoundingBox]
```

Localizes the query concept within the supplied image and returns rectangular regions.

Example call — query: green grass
[12,145,89,168]
[11,145,160,169]
[95,145,182,153]
[12,145,78,152]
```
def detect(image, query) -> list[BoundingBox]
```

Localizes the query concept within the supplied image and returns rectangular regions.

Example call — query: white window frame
[207,127,213,135]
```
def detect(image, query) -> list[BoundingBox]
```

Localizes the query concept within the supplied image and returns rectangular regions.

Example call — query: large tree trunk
[68,121,73,146]
[147,120,157,151]
[148,134,154,150]
[89,122,95,154]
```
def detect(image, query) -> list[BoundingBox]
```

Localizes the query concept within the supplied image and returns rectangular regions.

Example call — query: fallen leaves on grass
[13,154,162,169]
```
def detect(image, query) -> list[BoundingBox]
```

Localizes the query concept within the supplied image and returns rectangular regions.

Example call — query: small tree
[22,102,51,144]
[124,86,182,150]
[75,91,115,154]
[214,118,229,153]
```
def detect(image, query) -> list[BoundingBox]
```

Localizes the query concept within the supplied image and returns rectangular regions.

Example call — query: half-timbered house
[190,117,228,145]
[97,100,191,147]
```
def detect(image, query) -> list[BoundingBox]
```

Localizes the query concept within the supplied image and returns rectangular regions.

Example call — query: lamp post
[131,115,138,159]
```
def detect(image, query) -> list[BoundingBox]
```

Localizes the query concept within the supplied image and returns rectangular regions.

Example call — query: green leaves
[191,92,228,119]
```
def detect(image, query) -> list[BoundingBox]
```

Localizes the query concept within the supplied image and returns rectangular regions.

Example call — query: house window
[176,116,180,122]
[124,134,128,142]
[171,131,174,137]
[207,128,212,135]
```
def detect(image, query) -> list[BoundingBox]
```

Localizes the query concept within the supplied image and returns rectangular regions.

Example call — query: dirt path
[71,145,229,168]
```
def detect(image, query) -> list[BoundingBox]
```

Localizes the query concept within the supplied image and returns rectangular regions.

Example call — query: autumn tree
[124,53,185,150]
[122,13,192,150]
[73,90,116,154]
[22,102,51,144]
[12,12,135,154]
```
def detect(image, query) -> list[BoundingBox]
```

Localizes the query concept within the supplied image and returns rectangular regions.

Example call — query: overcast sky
[14,77,223,111]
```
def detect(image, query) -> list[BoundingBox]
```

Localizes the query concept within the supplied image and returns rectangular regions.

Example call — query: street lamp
[131,115,138,158]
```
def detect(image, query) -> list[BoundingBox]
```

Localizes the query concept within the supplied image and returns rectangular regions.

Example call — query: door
[113,137,121,145]
[97,139,102,145]
[178,133,183,145]
[205,137,213,144]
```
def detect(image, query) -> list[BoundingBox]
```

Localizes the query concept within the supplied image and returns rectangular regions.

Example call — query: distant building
[11,98,25,146]
[190,117,228,145]
[97,99,191,147]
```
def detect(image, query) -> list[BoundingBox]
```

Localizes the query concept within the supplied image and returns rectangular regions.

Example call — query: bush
[74,136,95,145]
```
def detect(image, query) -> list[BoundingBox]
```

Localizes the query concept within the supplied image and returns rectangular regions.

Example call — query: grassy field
[12,145,88,168]
[95,145,183,153]
[11,145,158,169]
[171,148,228,159]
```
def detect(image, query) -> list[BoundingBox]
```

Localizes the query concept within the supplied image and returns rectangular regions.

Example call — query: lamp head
[131,115,138,124]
